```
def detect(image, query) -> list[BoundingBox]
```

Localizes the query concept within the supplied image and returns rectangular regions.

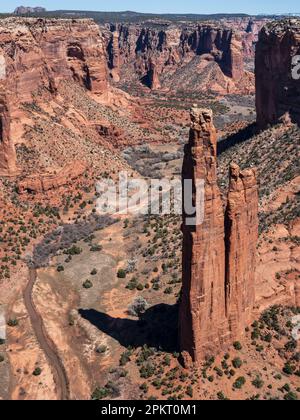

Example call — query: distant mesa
[14,6,47,15]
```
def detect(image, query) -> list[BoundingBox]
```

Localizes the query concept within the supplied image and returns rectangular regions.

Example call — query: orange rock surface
[0,18,108,175]
[225,163,259,340]
[180,107,230,364]
[180,108,259,364]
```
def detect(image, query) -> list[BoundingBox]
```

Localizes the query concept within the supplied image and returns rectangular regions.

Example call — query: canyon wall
[180,107,259,364]
[0,18,108,175]
[256,19,300,128]
[105,22,253,92]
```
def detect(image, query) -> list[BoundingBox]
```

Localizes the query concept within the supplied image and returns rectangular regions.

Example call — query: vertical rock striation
[256,19,300,128]
[0,18,109,175]
[180,107,229,364]
[105,23,247,92]
[225,164,258,339]
[180,108,259,364]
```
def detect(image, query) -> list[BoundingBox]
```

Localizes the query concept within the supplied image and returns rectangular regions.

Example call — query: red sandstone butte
[225,163,258,340]
[18,161,86,194]
[180,107,259,365]
[256,19,300,128]
[0,18,108,175]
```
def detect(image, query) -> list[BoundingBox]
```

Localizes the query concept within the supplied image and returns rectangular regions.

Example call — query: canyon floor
[0,78,299,400]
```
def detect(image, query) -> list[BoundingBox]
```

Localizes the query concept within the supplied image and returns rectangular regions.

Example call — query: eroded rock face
[105,22,248,92]
[180,107,230,363]
[180,108,258,364]
[0,18,108,175]
[256,19,300,127]
[225,163,258,339]
[18,161,86,194]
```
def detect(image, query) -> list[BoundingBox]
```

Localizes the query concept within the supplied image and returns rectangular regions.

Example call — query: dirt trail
[23,267,70,400]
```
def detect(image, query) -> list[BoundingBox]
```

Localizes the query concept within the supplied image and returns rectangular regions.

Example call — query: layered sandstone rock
[18,161,86,194]
[256,19,300,128]
[105,22,248,92]
[225,164,258,339]
[180,107,230,363]
[180,108,258,364]
[0,18,108,175]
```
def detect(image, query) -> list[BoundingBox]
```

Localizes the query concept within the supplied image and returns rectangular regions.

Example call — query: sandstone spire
[180,108,259,365]
[180,107,229,365]
[225,163,258,339]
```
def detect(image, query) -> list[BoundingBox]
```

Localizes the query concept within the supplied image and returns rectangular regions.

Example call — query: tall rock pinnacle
[225,163,258,339]
[180,107,229,365]
[180,108,259,365]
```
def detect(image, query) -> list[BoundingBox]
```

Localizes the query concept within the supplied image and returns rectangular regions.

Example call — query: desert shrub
[91,387,109,400]
[283,362,294,375]
[7,319,18,327]
[252,377,264,389]
[57,265,64,272]
[120,350,132,366]
[214,367,224,377]
[32,367,42,376]
[140,363,155,379]
[117,269,126,279]
[233,376,246,389]
[284,392,298,401]
[233,341,242,351]
[163,355,171,366]
[90,245,102,252]
[186,385,193,398]
[140,383,149,393]
[127,297,148,317]
[126,277,138,290]
[232,358,243,369]
[217,391,229,400]
[64,245,82,255]
[83,280,93,289]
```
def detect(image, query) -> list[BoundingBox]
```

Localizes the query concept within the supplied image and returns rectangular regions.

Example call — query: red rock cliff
[256,19,300,128]
[105,22,247,91]
[180,108,259,364]
[0,18,108,175]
